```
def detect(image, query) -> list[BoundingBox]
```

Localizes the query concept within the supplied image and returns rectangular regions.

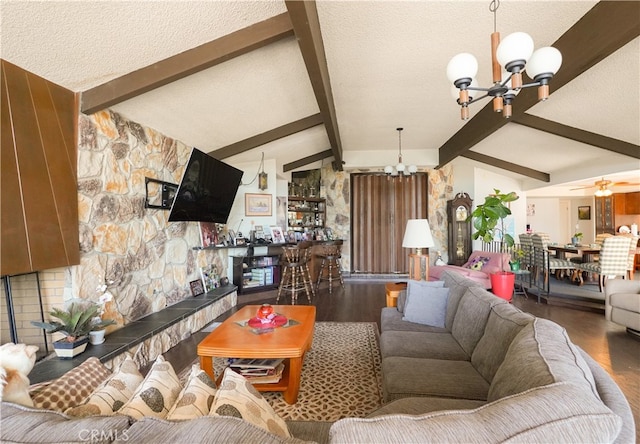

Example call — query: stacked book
[228,358,284,384]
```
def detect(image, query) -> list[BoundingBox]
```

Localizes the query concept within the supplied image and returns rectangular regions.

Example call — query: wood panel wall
[1,60,79,276]
[351,173,428,274]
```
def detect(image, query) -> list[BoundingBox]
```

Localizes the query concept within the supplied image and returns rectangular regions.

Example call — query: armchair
[604,279,640,335]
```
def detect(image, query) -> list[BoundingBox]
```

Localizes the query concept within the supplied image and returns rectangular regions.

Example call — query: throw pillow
[402,282,450,328]
[117,355,181,420]
[464,256,491,270]
[209,367,290,438]
[398,280,445,314]
[65,357,143,417]
[31,357,112,412]
[166,365,217,420]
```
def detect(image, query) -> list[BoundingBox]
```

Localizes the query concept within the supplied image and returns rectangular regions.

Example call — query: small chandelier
[385,128,417,176]
[594,184,612,197]
[447,0,562,120]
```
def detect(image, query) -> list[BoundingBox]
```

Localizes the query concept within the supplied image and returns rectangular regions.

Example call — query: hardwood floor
[163,279,639,436]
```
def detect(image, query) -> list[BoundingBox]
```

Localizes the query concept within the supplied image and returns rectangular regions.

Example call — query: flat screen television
[168,148,243,224]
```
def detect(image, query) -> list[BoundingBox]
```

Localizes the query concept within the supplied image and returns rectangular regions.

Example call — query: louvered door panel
[351,174,428,274]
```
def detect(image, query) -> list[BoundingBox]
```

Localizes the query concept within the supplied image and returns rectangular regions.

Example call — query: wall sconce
[258,171,268,190]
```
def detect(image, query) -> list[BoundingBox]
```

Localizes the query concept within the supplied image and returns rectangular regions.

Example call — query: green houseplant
[509,247,525,271]
[468,189,519,300]
[32,302,115,358]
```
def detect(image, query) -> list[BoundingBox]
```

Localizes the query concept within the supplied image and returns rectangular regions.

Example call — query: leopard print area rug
[183,322,383,422]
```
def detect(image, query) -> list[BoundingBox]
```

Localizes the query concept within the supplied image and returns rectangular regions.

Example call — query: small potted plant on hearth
[32,302,115,359]
[468,189,519,300]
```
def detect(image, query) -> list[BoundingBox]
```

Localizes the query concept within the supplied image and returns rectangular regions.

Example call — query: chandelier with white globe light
[447,0,562,120]
[385,128,417,176]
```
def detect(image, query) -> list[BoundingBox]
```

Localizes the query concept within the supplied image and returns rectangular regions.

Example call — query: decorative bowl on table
[249,304,287,329]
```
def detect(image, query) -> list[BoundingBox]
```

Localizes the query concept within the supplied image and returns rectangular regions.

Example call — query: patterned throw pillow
[65,357,143,417]
[166,365,217,420]
[464,256,491,270]
[209,367,290,438]
[31,357,111,412]
[117,355,181,420]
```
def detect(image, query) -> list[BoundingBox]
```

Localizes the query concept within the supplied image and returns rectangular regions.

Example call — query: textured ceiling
[1,0,638,195]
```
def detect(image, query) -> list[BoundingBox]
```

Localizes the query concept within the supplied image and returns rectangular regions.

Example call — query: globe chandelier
[384,128,417,176]
[447,0,562,120]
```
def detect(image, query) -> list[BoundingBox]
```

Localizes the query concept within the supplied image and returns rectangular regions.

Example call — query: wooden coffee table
[197,305,316,404]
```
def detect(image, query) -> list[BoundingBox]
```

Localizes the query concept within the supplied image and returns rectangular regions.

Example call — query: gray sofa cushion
[367,396,485,417]
[380,307,448,333]
[329,382,622,444]
[115,416,310,443]
[471,303,534,382]
[380,331,468,360]
[451,287,506,356]
[488,318,600,402]
[441,270,483,329]
[286,421,333,444]
[382,357,490,402]
[0,402,132,444]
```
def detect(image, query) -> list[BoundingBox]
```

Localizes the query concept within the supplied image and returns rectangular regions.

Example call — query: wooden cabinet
[447,192,473,266]
[595,196,616,235]
[231,253,281,294]
[287,197,326,232]
[625,192,640,214]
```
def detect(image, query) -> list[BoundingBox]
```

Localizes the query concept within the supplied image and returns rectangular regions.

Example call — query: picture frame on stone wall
[190,279,205,297]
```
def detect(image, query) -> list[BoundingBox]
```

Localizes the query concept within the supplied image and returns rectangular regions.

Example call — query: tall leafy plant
[468,189,519,271]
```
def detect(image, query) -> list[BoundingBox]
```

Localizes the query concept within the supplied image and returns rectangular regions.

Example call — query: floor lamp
[402,219,435,281]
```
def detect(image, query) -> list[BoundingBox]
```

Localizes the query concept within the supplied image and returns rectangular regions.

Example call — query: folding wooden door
[351,173,428,274]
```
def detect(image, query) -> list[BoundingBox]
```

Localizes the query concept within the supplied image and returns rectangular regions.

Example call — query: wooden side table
[385,282,407,307]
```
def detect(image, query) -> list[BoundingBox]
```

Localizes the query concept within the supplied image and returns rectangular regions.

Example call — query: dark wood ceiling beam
[438,1,640,169]
[285,0,343,170]
[81,13,294,114]
[208,113,323,159]
[513,114,640,159]
[283,149,333,172]
[462,151,550,182]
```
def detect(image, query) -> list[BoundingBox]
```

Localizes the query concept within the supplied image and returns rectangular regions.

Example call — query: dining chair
[575,236,632,292]
[531,234,575,294]
[518,233,534,285]
[617,234,639,279]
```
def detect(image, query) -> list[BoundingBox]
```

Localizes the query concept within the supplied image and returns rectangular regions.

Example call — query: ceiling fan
[570,177,640,195]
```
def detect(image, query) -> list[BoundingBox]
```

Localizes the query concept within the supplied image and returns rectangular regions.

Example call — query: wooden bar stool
[315,240,344,294]
[277,242,314,304]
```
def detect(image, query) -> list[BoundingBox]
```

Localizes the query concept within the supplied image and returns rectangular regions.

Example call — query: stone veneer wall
[71,110,230,330]
[320,164,454,273]
[104,291,236,371]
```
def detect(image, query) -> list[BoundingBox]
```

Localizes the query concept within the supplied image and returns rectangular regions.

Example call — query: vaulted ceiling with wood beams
[2,1,639,195]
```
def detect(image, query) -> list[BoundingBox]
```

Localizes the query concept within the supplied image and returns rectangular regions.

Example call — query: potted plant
[32,302,115,358]
[572,232,583,246]
[468,189,519,300]
[509,248,525,271]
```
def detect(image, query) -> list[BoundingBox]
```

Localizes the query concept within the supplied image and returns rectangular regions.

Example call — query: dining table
[547,244,601,262]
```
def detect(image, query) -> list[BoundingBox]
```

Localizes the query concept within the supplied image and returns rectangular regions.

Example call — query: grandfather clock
[447,193,473,266]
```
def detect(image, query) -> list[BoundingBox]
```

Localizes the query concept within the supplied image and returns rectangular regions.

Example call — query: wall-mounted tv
[168,148,243,224]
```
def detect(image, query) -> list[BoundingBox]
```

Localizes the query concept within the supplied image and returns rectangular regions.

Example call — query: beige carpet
[184,322,383,422]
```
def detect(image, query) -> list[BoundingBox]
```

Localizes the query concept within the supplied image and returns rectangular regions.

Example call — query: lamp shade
[402,219,435,249]
[446,53,478,83]
[496,32,534,67]
[525,46,562,79]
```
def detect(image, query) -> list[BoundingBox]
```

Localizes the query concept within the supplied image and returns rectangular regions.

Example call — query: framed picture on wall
[578,206,591,220]
[245,193,272,216]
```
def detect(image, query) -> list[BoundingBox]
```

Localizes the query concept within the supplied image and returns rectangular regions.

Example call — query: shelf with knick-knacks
[287,197,325,232]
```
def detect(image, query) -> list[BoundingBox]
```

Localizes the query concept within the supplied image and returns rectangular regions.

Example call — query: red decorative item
[257,304,275,321]
[248,315,288,329]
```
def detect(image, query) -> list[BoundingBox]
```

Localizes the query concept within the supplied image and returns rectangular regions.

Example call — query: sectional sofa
[0,270,635,443]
